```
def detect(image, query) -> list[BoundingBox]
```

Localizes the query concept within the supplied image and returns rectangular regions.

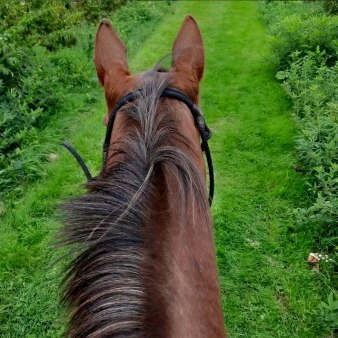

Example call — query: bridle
[63,87,215,205]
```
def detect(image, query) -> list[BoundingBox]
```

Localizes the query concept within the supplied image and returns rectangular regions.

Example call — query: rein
[63,87,214,205]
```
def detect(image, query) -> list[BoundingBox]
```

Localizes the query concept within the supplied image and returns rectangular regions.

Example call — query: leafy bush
[260,2,338,238]
[110,1,171,54]
[0,1,172,196]
[281,48,338,118]
[286,54,338,241]
[259,1,324,26]
[323,0,338,15]
[314,292,338,335]
[260,2,338,331]
[260,2,338,68]
[304,0,338,15]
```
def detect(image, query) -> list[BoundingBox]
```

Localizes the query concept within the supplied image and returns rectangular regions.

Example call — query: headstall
[63,87,214,205]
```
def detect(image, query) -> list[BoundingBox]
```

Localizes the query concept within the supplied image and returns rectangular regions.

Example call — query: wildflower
[308,252,334,264]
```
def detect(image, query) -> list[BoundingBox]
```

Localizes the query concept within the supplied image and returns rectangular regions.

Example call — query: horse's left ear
[172,15,204,83]
[94,18,130,86]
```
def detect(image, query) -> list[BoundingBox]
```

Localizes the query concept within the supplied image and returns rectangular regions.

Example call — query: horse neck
[103,100,226,337]
[146,150,226,338]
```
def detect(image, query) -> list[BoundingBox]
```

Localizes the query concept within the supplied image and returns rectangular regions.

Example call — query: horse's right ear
[94,19,130,86]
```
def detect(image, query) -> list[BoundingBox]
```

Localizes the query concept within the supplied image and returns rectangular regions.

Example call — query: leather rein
[63,87,215,205]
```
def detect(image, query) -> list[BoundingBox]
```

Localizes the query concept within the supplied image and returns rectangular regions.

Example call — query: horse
[60,15,226,338]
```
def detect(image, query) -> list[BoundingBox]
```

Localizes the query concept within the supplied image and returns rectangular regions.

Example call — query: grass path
[0,2,324,337]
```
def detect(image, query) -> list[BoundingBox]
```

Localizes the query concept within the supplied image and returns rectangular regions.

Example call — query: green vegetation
[260,2,338,334]
[0,2,172,336]
[1,1,336,337]
[0,0,169,196]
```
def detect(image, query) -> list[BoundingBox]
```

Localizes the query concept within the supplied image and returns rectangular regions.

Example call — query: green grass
[0,1,329,337]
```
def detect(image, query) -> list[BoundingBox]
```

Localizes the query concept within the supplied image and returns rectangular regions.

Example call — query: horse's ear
[172,15,204,83]
[94,18,130,86]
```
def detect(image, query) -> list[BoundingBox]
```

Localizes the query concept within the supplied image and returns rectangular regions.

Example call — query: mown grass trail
[135,2,323,337]
[0,1,324,337]
[187,2,322,337]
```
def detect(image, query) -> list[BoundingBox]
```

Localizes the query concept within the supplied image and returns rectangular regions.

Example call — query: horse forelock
[59,66,208,338]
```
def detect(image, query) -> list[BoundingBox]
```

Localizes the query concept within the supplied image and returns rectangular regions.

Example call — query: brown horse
[60,15,226,338]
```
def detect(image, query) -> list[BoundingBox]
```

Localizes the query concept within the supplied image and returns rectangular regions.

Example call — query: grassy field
[0,1,327,337]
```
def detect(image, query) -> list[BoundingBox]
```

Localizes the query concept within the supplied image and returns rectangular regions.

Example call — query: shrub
[75,0,128,23]
[259,1,324,27]
[0,1,172,197]
[259,1,338,68]
[281,49,338,118]
[260,3,338,331]
[269,14,338,68]
[304,0,338,16]
[278,49,338,242]
[314,292,338,335]
[260,1,338,241]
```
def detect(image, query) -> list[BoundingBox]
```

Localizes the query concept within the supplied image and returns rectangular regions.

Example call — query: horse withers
[60,15,226,338]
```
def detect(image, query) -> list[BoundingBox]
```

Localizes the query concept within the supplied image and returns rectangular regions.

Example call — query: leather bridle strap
[63,87,215,205]
[161,88,214,205]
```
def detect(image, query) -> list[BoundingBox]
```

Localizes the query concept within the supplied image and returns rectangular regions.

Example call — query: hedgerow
[259,1,338,334]
[0,1,170,197]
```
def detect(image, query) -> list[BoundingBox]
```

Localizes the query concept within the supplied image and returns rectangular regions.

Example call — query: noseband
[63,87,214,205]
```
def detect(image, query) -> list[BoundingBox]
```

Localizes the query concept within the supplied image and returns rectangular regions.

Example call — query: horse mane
[59,66,208,338]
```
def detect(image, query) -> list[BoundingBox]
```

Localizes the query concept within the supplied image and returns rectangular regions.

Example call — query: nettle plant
[283,50,338,239]
[314,292,338,336]
[260,1,338,333]
[281,49,338,117]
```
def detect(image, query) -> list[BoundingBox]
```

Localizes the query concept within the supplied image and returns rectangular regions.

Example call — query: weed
[314,292,338,336]
[260,1,338,334]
